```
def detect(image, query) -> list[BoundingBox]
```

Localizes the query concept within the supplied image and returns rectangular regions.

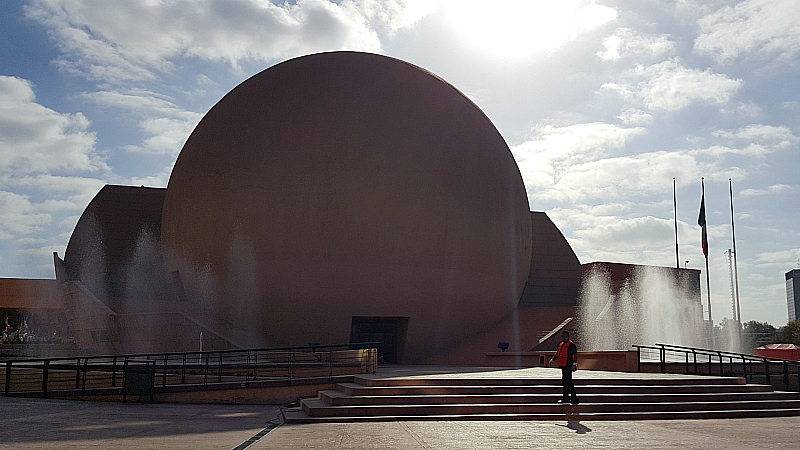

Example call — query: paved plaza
[1,367,798,449]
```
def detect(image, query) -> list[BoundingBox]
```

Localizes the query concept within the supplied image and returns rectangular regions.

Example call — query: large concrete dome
[161,52,531,362]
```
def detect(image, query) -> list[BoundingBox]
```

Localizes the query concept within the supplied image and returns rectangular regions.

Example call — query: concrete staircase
[285,374,800,422]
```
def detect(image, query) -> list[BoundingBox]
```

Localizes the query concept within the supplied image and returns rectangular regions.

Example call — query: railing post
[718,352,724,376]
[685,351,689,374]
[75,357,81,389]
[742,356,747,382]
[162,354,168,387]
[82,358,88,395]
[4,361,11,396]
[246,352,251,382]
[181,354,186,384]
[42,360,50,398]
[112,357,117,388]
[217,352,223,383]
[636,346,641,373]
[764,358,771,385]
[693,350,697,374]
[203,353,209,389]
[795,366,800,392]
[122,356,129,402]
[784,361,790,390]
[660,345,665,374]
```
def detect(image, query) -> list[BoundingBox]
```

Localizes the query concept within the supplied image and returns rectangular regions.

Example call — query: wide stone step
[336,383,772,396]
[353,375,746,387]
[284,407,800,423]
[319,389,800,406]
[301,398,800,418]
[289,371,800,423]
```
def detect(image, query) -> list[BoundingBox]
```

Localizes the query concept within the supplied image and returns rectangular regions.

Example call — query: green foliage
[782,319,800,345]
[742,320,779,352]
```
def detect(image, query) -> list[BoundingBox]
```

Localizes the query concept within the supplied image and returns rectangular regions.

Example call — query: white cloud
[0,76,103,175]
[357,0,439,33]
[26,0,382,83]
[597,28,675,61]
[752,248,800,268]
[720,101,762,119]
[124,117,199,156]
[512,122,648,202]
[82,89,196,118]
[740,184,795,197]
[512,120,789,205]
[128,165,174,188]
[515,122,645,162]
[602,59,743,111]
[81,89,202,156]
[0,190,52,239]
[545,150,702,203]
[695,0,800,65]
[617,108,653,126]
[712,124,797,148]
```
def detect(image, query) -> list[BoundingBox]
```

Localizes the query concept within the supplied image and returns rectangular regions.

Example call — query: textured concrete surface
[2,367,799,449]
[3,396,798,449]
[258,417,800,449]
[0,397,281,450]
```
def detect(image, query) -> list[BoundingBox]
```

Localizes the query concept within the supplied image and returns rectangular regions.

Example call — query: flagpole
[730,179,741,327]
[700,178,714,347]
[674,177,679,269]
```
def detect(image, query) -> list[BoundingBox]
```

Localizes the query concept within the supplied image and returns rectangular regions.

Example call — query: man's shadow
[555,420,592,434]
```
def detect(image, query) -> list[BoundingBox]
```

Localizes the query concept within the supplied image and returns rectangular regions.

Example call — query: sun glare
[443,0,617,59]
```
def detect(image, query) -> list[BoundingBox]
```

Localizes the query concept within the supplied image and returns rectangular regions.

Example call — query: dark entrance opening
[349,317,408,364]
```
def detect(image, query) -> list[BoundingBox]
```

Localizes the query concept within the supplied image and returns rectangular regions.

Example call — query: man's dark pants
[560,366,577,401]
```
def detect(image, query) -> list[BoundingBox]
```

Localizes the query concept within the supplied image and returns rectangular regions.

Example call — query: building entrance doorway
[349,317,408,364]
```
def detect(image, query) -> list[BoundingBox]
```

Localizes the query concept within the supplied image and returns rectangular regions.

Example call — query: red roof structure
[754,343,800,361]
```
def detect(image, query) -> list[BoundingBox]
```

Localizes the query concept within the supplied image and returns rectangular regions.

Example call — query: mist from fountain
[579,265,704,351]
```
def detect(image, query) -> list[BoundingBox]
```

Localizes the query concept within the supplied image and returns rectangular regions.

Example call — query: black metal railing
[633,343,800,392]
[1,342,380,401]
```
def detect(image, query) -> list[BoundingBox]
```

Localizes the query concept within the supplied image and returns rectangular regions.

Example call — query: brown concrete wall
[519,212,582,308]
[59,280,119,355]
[0,278,61,309]
[481,350,639,372]
[421,307,577,366]
[161,52,532,363]
[153,383,336,405]
[63,185,168,313]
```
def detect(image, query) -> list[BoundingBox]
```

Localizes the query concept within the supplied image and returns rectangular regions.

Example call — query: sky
[1,0,799,327]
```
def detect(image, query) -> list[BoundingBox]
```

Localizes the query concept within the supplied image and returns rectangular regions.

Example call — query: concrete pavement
[2,396,799,449]
[2,366,799,449]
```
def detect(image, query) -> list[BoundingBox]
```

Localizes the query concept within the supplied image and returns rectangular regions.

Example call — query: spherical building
[160,52,531,362]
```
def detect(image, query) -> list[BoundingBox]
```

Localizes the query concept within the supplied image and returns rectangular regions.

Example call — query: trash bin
[123,365,155,402]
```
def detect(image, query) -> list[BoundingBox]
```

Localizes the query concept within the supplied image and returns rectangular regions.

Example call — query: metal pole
[701,178,714,348]
[705,255,713,347]
[674,177,680,268]
[727,249,737,322]
[730,179,742,328]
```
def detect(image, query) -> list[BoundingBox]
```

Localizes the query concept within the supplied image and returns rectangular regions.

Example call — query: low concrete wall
[484,350,639,372]
[154,383,335,405]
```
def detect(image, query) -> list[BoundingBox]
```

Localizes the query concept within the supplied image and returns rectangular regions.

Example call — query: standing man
[550,331,578,405]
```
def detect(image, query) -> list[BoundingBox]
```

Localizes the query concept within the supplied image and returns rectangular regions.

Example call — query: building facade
[787,269,800,323]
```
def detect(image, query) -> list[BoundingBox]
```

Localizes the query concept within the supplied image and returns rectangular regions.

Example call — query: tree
[782,319,800,345]
[742,320,778,352]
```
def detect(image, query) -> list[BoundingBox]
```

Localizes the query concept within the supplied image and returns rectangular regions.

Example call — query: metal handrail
[1,342,381,400]
[633,343,800,392]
